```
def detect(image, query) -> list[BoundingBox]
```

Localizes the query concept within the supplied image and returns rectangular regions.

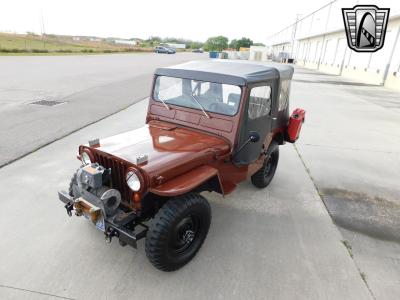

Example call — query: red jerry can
[287,108,305,142]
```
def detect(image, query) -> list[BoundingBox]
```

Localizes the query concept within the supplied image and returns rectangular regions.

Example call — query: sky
[0,0,391,43]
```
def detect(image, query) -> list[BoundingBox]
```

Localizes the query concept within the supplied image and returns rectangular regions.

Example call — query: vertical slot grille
[93,152,131,203]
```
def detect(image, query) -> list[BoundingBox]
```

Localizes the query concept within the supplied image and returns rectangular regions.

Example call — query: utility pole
[290,14,300,60]
[41,11,46,49]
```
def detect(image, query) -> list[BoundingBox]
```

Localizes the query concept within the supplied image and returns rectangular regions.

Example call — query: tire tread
[145,193,211,271]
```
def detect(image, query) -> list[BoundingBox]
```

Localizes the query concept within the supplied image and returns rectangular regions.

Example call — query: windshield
[153,76,242,116]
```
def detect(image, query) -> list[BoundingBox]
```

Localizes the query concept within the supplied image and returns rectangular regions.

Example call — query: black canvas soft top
[155,60,294,86]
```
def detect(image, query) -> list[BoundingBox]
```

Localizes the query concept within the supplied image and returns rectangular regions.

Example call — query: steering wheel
[210,102,234,115]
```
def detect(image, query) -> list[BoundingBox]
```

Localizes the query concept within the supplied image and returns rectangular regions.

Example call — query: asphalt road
[0,52,207,167]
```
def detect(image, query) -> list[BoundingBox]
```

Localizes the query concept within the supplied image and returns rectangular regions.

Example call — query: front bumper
[58,191,147,248]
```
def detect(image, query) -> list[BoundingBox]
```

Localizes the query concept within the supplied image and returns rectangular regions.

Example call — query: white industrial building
[113,39,138,46]
[163,43,186,49]
[253,0,400,89]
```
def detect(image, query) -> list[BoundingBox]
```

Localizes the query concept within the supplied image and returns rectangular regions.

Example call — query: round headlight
[126,171,141,191]
[81,152,92,165]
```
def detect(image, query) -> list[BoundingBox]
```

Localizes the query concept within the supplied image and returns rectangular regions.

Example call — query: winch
[58,162,147,249]
[71,163,121,217]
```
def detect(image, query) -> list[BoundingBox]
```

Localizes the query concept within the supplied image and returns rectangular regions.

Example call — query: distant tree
[141,36,205,49]
[229,39,238,50]
[253,42,266,47]
[204,36,228,52]
[147,36,162,42]
[234,37,253,50]
[190,41,204,49]
[163,37,187,44]
[146,36,161,46]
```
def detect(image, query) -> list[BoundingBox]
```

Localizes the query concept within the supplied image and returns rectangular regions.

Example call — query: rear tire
[251,142,279,188]
[145,193,211,271]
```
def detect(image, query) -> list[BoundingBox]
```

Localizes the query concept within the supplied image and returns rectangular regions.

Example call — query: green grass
[0,33,153,55]
[0,51,106,56]
[341,240,353,258]
[0,34,92,51]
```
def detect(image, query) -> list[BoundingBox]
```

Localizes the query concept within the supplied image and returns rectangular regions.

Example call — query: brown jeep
[58,60,305,271]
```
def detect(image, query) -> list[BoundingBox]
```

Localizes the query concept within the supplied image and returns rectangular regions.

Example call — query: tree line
[142,36,264,51]
[142,37,204,49]
[203,36,265,52]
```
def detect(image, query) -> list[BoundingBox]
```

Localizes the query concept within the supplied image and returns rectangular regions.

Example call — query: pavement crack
[340,240,376,300]
[0,284,75,300]
[293,144,326,208]
[293,144,377,300]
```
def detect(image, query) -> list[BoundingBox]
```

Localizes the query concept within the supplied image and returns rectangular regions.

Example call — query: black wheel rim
[171,215,200,254]
[264,152,277,179]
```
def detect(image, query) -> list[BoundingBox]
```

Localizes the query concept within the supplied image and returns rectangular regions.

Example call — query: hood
[93,121,230,178]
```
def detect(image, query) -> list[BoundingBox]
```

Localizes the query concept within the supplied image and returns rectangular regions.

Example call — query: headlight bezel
[125,169,143,192]
[81,149,94,165]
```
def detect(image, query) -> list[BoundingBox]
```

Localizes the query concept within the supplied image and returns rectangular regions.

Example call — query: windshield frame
[152,75,243,117]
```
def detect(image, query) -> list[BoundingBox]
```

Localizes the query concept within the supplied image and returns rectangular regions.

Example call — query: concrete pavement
[0,97,372,299]
[291,66,400,299]
[0,52,207,167]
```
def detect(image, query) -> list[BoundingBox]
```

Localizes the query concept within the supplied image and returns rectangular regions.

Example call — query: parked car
[166,47,176,54]
[57,60,305,271]
[154,46,175,54]
[192,48,204,53]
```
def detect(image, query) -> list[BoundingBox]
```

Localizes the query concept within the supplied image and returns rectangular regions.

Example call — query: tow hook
[58,191,74,217]
[64,203,74,217]
[105,228,118,243]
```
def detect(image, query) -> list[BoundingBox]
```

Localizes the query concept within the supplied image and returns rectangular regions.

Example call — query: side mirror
[249,131,260,143]
[233,131,261,158]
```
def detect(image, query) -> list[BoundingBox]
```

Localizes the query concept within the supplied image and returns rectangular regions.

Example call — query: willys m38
[58,60,305,271]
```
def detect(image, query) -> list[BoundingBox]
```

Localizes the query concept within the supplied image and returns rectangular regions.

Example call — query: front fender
[149,165,224,197]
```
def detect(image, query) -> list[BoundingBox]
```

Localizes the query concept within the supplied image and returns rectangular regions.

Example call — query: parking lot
[0,52,207,167]
[0,54,399,299]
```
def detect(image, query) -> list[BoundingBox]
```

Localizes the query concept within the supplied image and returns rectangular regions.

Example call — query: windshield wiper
[190,93,211,119]
[158,97,171,110]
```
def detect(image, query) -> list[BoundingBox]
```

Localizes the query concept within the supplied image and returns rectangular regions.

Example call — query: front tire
[69,169,80,197]
[251,142,279,188]
[145,193,211,271]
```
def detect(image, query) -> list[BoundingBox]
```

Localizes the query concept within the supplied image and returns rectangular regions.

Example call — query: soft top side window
[278,80,290,111]
[248,86,271,120]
